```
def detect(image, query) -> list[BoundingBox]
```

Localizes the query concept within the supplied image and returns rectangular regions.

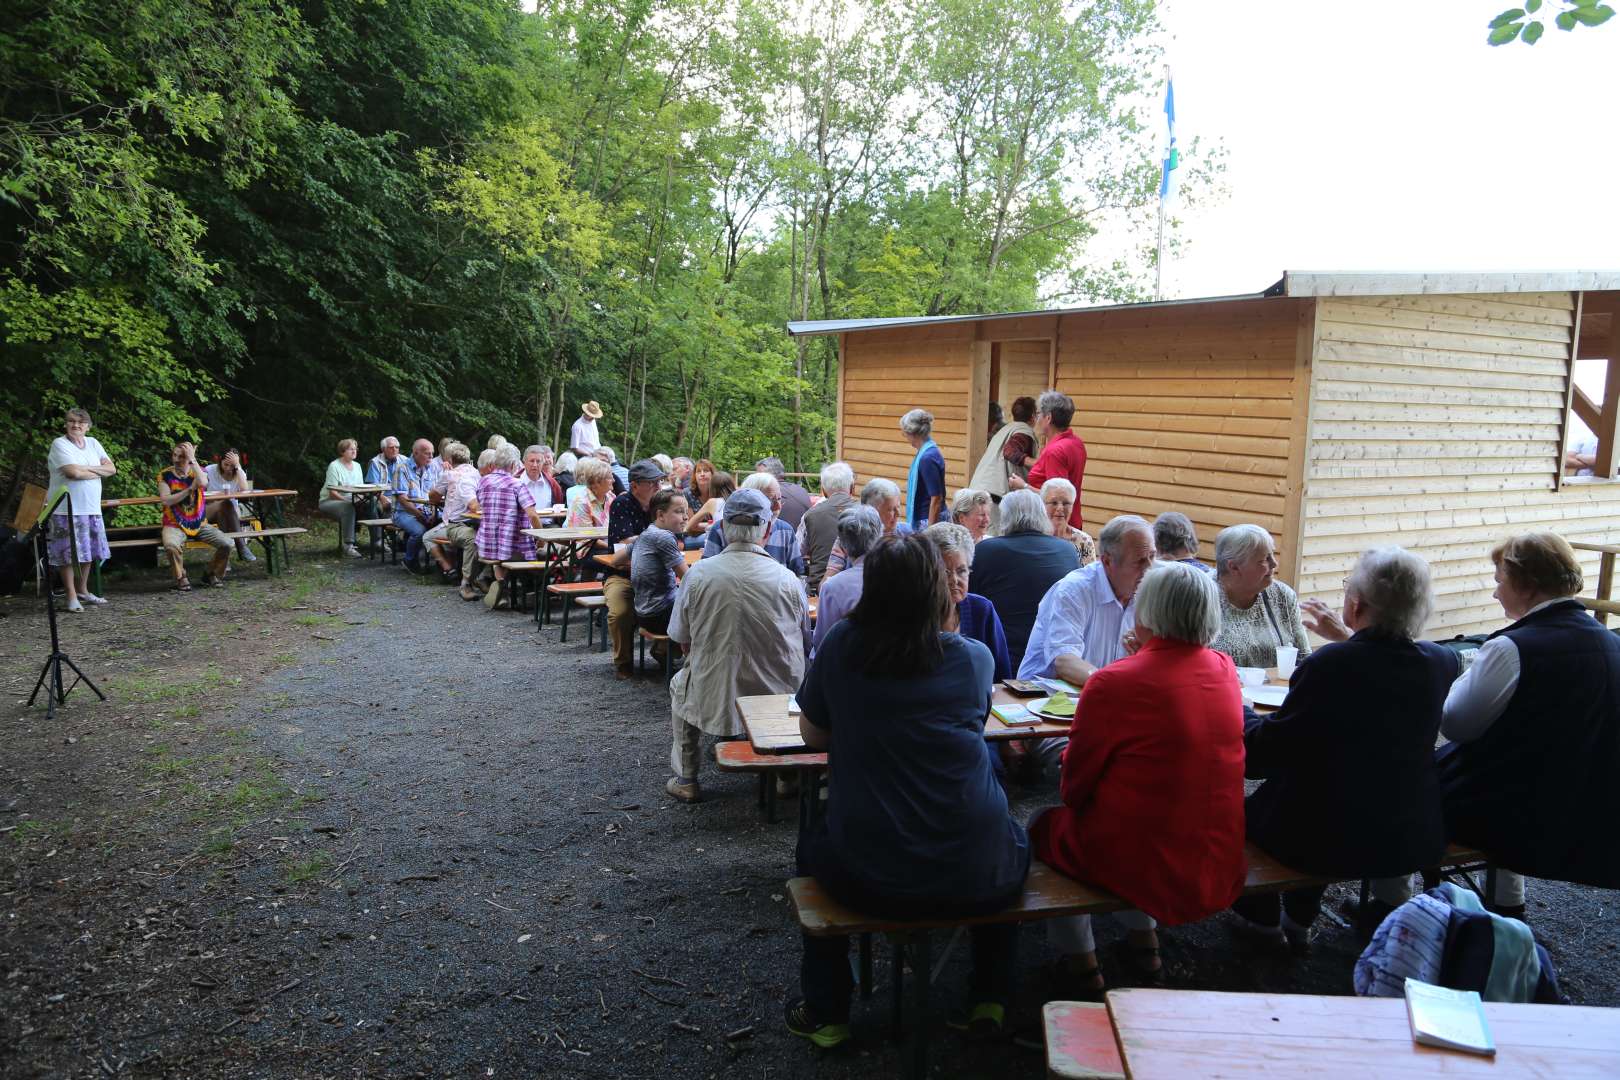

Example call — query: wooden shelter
[788,270,1620,636]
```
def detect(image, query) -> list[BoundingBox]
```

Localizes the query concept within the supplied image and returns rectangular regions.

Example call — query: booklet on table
[1404,978,1495,1057]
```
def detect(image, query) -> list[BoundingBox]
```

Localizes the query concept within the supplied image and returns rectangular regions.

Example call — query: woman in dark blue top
[929,521,1013,680]
[787,534,1030,1048]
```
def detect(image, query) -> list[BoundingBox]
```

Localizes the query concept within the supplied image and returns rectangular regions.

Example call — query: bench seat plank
[789,844,1488,937]
[714,741,827,771]
[1044,1001,1126,1080]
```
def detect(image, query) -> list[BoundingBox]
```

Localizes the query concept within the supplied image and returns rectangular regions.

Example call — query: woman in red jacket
[1030,560,1247,991]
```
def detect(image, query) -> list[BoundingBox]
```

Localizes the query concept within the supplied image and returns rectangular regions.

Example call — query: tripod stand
[27,490,105,721]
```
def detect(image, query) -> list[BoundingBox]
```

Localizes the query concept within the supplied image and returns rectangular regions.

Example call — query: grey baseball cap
[722,487,772,526]
[627,459,666,483]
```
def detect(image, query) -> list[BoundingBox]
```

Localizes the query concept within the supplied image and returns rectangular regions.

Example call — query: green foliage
[1489,0,1613,44]
[3,0,1211,483]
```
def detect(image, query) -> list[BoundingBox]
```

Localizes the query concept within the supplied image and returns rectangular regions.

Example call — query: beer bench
[713,740,827,823]
[787,843,1487,1080]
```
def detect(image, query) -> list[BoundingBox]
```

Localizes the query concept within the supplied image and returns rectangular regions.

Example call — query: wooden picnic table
[100,486,299,509]
[523,525,607,542]
[1103,988,1620,1078]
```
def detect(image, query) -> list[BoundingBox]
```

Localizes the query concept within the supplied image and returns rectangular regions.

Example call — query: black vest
[1436,599,1620,887]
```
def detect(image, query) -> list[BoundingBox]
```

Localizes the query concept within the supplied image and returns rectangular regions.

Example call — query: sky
[1154,0,1620,300]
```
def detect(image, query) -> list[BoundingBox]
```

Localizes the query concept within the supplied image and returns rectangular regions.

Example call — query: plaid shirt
[474,470,537,562]
[702,516,805,577]
[391,457,441,518]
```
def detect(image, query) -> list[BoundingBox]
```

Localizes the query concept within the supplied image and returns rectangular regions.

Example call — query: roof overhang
[785,270,1620,338]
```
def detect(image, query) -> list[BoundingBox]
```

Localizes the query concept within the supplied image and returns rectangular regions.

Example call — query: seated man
[701,471,806,576]
[666,488,810,802]
[158,442,233,591]
[796,462,857,593]
[756,456,813,530]
[603,460,668,678]
[365,436,402,517]
[203,448,256,563]
[423,442,483,593]
[631,488,691,634]
[1017,514,1156,770]
[520,445,562,509]
[390,438,441,571]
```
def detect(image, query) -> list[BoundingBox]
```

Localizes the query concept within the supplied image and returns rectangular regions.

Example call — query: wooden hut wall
[836,323,975,495]
[1295,291,1620,637]
[1052,299,1308,564]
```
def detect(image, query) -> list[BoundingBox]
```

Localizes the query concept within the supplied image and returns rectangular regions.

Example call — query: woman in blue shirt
[927,521,1012,680]
[787,534,1029,1048]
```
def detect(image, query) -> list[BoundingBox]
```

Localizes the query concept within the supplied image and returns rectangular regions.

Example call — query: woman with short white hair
[926,521,1012,680]
[899,408,946,530]
[566,457,615,527]
[951,488,993,543]
[1210,523,1310,669]
[1040,477,1095,566]
[1236,546,1454,944]
[1032,561,1246,992]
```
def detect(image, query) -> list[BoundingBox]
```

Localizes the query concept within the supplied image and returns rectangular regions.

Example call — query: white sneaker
[239,547,258,563]
[343,544,363,558]
[65,599,84,613]
[79,592,108,605]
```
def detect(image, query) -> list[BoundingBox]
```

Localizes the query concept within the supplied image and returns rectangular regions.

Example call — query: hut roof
[785,270,1620,338]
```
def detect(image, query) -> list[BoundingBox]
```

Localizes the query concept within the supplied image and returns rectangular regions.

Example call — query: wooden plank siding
[1297,292,1620,637]
[1053,298,1309,563]
[836,324,975,502]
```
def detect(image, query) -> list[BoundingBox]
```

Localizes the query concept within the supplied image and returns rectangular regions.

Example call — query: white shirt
[204,463,251,501]
[520,473,556,508]
[1441,598,1570,741]
[570,415,600,454]
[46,435,109,515]
[1017,560,1136,680]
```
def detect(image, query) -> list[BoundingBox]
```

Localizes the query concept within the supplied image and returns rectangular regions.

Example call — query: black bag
[0,525,29,596]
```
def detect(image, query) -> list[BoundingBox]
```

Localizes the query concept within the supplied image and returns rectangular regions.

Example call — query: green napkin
[1040,691,1075,718]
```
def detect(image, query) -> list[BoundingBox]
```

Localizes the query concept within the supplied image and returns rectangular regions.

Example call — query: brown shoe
[665,776,701,803]
[459,583,482,601]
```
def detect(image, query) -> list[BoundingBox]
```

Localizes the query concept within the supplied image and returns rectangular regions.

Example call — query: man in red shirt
[1008,390,1086,528]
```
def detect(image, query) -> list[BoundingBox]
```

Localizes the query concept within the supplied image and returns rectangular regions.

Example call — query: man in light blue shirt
[1018,515,1156,768]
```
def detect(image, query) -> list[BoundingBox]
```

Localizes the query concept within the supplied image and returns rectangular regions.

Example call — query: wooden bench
[221,526,307,576]
[1043,1001,1125,1080]
[787,844,1488,1080]
[497,560,552,613]
[637,627,676,679]
[714,740,827,823]
[567,594,609,650]
[357,517,397,562]
[542,580,603,628]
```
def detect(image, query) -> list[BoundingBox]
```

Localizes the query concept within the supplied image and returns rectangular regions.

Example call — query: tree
[1488,0,1614,45]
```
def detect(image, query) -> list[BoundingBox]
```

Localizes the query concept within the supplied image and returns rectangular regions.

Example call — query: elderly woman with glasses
[927,521,1012,681]
[1032,560,1246,992]
[1234,547,1455,945]
[1210,523,1310,669]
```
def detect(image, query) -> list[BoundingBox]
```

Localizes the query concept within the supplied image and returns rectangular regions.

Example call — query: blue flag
[1159,77,1180,203]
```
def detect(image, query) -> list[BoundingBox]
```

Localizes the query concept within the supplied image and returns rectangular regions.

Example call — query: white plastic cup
[1275,646,1299,679]
[1237,667,1266,688]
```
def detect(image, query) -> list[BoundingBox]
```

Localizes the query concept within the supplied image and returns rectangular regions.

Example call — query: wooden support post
[1595,294,1620,479]
[1556,291,1585,492]
[1280,299,1320,586]
[966,340,993,489]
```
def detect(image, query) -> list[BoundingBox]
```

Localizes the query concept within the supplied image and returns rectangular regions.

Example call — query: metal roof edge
[784,289,1274,338]
[1282,270,1620,297]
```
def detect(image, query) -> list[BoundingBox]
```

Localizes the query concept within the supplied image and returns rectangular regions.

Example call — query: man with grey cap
[603,458,668,678]
[665,487,811,803]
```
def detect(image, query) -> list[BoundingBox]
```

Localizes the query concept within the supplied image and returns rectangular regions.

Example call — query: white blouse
[46,435,109,516]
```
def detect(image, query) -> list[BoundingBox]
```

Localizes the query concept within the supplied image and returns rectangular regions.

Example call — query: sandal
[204,571,227,587]
[174,575,192,593]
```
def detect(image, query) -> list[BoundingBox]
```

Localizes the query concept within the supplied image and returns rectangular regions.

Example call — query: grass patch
[225,764,293,813]
[200,830,235,857]
[5,820,55,845]
[173,703,201,720]
[284,852,331,883]
[116,665,230,706]
[293,613,340,628]
[144,744,198,776]
[271,652,298,666]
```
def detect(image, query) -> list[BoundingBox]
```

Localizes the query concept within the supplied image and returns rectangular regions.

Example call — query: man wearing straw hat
[571,401,604,457]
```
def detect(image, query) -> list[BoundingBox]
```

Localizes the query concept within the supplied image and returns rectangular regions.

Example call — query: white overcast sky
[1156,0,1620,299]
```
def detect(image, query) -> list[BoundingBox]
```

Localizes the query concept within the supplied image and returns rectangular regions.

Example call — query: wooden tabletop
[1106,988,1620,1078]
[987,684,1075,741]
[523,526,607,541]
[100,487,298,509]
[739,683,1067,755]
[331,484,389,495]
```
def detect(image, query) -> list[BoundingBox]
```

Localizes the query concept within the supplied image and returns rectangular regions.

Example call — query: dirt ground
[2,523,1617,1079]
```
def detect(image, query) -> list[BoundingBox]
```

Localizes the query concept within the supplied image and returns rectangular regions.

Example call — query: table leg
[905,932,931,1080]
[1598,552,1614,627]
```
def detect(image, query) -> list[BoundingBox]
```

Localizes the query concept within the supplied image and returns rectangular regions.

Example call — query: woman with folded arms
[787,535,1028,1047]
[1237,547,1454,944]
[1031,561,1246,992]
[1432,532,1620,917]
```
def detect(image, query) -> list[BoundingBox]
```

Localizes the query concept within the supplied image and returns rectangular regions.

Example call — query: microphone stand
[28,489,106,721]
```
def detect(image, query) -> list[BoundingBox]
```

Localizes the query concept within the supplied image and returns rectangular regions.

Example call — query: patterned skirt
[48,513,111,567]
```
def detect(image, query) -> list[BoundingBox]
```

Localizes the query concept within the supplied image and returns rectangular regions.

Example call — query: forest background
[1,0,1215,504]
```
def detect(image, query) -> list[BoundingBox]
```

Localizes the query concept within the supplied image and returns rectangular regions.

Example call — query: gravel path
[3,549,1617,1078]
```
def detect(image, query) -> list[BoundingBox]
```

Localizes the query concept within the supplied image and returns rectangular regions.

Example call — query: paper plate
[1029,696,1075,721]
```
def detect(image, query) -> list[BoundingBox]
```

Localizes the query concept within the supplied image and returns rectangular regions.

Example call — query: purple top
[811,558,865,657]
[475,471,537,562]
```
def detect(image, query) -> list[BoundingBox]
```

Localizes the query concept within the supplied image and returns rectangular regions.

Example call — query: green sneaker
[784,1000,851,1050]
[945,1000,1006,1039]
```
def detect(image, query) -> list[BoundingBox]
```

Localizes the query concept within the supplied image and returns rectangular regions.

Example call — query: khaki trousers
[445,523,482,584]
[162,524,232,581]
[670,713,703,782]
[603,575,636,668]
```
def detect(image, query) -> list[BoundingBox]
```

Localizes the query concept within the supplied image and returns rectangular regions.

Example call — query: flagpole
[1155,200,1165,301]
[1156,64,1173,302]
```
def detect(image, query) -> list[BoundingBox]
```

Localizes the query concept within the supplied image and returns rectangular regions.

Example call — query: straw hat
[582,400,603,419]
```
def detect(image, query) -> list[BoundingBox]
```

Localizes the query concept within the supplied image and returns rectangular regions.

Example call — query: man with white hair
[596,446,629,494]
[701,471,806,575]
[756,456,812,530]
[365,436,402,515]
[1020,514,1157,685]
[390,438,442,571]
[796,462,857,592]
[665,488,811,803]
